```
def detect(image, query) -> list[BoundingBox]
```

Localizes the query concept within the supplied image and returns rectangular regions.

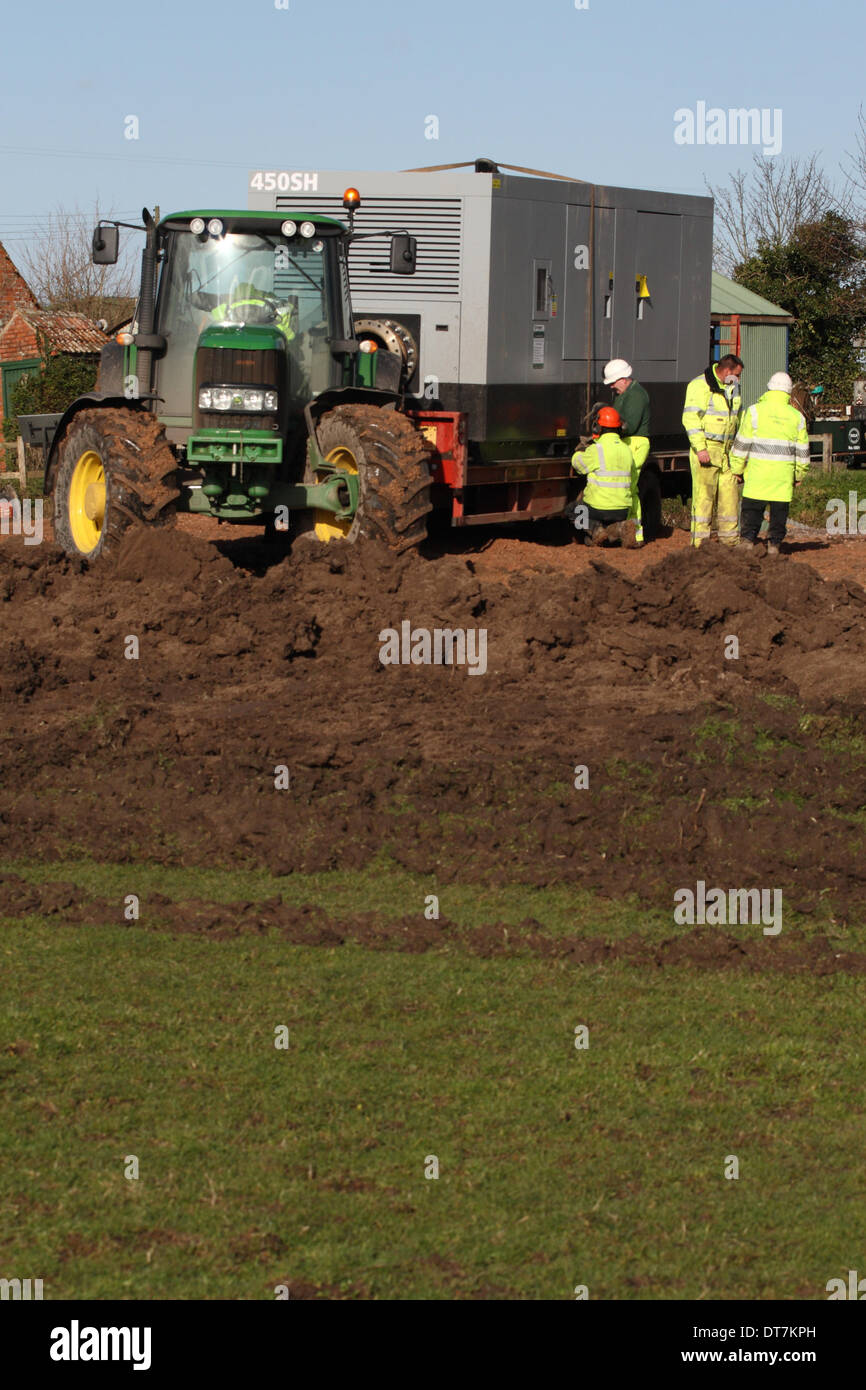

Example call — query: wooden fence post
[0,438,28,490]
[808,433,833,473]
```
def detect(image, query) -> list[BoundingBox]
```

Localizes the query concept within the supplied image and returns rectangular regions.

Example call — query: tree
[17,205,138,325]
[734,210,866,402]
[706,154,845,275]
[2,332,98,443]
[843,105,866,219]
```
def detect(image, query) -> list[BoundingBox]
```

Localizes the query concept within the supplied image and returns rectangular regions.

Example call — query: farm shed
[710,272,795,410]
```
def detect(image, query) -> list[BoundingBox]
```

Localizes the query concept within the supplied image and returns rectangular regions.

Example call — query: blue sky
[0,0,860,250]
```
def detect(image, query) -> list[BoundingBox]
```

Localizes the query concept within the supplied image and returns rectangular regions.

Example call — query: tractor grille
[276,195,462,299]
[195,346,281,431]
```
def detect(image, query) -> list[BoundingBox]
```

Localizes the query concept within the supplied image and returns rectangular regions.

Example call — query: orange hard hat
[597,406,622,429]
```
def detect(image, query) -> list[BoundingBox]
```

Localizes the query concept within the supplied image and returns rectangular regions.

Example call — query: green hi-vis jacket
[729,391,810,502]
[571,431,637,511]
[682,365,742,467]
[211,297,296,340]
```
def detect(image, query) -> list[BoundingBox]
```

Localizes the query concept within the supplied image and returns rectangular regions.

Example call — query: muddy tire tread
[52,408,179,560]
[312,403,433,554]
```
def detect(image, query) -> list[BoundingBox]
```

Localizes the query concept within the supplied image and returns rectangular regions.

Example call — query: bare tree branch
[18,203,138,324]
[706,154,844,274]
[842,104,866,223]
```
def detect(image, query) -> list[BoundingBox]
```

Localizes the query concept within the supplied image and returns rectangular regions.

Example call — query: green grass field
[2,861,864,1300]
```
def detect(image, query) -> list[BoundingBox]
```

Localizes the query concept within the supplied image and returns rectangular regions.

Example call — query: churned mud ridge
[2,532,866,919]
[1,874,863,977]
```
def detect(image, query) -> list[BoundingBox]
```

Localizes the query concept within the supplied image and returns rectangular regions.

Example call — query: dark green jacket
[615,380,650,438]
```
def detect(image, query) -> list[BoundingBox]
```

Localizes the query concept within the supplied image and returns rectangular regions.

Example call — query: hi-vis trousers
[690,459,740,547]
[628,436,649,543]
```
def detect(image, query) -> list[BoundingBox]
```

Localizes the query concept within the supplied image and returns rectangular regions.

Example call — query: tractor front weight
[182,430,359,524]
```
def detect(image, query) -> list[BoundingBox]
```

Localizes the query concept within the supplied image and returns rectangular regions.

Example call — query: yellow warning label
[422,425,438,444]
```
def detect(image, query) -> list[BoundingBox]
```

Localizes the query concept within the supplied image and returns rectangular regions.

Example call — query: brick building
[0,241,37,325]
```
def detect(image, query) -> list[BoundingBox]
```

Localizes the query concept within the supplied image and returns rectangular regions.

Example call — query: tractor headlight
[199,386,278,412]
[299,221,316,238]
[281,220,297,237]
[207,218,224,237]
[190,216,206,235]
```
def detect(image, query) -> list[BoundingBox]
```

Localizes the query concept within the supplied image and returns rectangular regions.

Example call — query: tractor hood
[197,322,288,353]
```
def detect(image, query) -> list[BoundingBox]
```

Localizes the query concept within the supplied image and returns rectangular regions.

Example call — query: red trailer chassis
[407,409,690,527]
[407,409,573,527]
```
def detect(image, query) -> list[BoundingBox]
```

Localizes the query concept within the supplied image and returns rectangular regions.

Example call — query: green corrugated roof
[711,272,792,319]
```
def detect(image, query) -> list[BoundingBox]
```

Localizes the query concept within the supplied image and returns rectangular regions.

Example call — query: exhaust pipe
[135,207,159,398]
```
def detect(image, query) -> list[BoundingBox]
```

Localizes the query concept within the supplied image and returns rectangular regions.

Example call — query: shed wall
[739,323,789,410]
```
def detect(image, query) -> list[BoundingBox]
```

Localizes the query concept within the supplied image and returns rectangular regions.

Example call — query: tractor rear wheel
[305,404,432,553]
[52,408,179,560]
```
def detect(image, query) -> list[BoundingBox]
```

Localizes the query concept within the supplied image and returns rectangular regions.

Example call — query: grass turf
[2,893,865,1300]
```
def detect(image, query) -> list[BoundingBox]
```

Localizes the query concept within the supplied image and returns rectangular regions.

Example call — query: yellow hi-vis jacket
[729,390,810,502]
[682,365,742,467]
[571,431,637,511]
[212,295,296,340]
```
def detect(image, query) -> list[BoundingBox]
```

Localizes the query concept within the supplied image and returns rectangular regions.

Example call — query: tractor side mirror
[390,233,417,276]
[92,224,119,265]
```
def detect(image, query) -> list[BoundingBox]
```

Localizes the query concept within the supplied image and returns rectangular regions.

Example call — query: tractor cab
[152,211,349,442]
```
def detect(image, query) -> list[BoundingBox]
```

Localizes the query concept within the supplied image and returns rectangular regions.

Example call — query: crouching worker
[571,406,642,547]
[730,372,810,556]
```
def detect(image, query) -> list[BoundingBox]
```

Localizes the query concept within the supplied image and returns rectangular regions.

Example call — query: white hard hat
[768,372,793,393]
[603,358,632,386]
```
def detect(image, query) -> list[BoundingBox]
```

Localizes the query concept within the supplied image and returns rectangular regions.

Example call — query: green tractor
[45,194,432,559]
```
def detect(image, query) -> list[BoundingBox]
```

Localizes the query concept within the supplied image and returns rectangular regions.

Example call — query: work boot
[619,519,641,549]
[584,523,604,547]
[767,542,780,557]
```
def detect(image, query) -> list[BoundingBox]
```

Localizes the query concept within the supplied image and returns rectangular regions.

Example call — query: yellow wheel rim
[68,450,106,554]
[314,446,357,542]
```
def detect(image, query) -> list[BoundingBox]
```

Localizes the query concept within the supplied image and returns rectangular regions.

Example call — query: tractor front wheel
[305,404,432,553]
[52,408,179,560]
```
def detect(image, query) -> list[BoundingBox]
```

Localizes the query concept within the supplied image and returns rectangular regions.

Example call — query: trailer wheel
[305,404,432,553]
[52,408,179,560]
[638,459,662,542]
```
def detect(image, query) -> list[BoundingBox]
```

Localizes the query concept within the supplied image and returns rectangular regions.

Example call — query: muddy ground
[2,870,864,976]
[2,520,866,928]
